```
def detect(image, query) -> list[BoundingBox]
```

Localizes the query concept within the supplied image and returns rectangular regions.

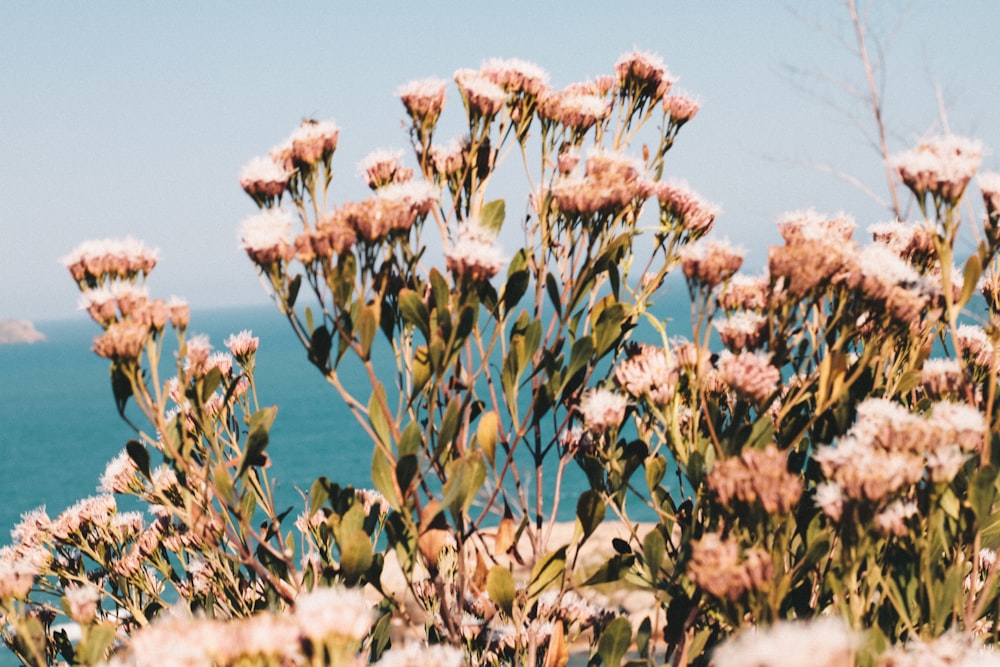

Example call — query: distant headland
[0,319,46,344]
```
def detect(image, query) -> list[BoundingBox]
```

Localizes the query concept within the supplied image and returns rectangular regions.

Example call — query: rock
[0,319,45,344]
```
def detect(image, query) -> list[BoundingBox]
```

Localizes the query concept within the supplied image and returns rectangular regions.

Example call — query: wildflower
[716,350,780,403]
[359,148,412,190]
[355,488,391,516]
[892,134,984,207]
[714,311,767,351]
[687,533,773,601]
[182,334,213,378]
[239,155,292,202]
[99,450,139,494]
[0,552,40,600]
[851,243,938,327]
[711,617,855,667]
[980,269,1000,312]
[77,285,120,324]
[377,179,440,218]
[920,357,965,398]
[768,239,851,298]
[64,583,101,625]
[956,324,996,374]
[614,343,679,406]
[873,498,918,537]
[289,118,340,167]
[556,149,580,175]
[51,494,116,541]
[293,585,374,645]
[717,273,770,312]
[879,631,1000,667]
[239,208,294,267]
[549,149,650,217]
[776,209,855,245]
[653,179,720,238]
[578,388,629,434]
[398,77,447,126]
[92,320,149,361]
[62,237,159,286]
[444,219,506,282]
[297,209,358,261]
[224,329,259,364]
[167,296,190,330]
[481,57,550,97]
[431,136,469,177]
[980,171,1000,219]
[455,70,506,118]
[538,90,610,132]
[614,50,675,101]
[374,641,467,667]
[559,425,593,457]
[815,482,846,522]
[680,238,744,289]
[930,401,986,453]
[663,91,700,125]
[10,506,50,548]
[707,444,803,515]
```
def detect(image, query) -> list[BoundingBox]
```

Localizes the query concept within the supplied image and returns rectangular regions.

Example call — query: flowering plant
[5,49,1000,667]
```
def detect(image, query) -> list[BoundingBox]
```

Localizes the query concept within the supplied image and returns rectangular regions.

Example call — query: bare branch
[847,0,901,218]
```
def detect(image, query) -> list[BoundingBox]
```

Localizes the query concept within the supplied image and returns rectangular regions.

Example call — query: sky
[2,1,999,323]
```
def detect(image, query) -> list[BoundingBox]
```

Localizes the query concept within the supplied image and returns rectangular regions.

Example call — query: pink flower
[653,179,720,237]
[578,388,629,434]
[892,134,984,206]
[480,57,550,97]
[614,344,679,406]
[663,91,700,124]
[359,149,412,190]
[614,50,675,101]
[225,329,259,361]
[716,350,780,403]
[289,119,340,167]
[679,238,744,289]
[239,155,292,202]
[444,219,506,282]
[239,208,294,267]
[776,209,855,245]
[62,237,159,285]
[538,91,610,132]
[455,70,506,118]
[397,77,447,125]
[92,320,149,361]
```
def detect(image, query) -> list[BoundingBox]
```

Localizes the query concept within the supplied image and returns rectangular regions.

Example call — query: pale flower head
[359,148,412,190]
[892,134,984,205]
[444,218,506,282]
[615,50,675,100]
[716,350,780,403]
[61,237,159,285]
[663,90,701,124]
[711,616,856,667]
[293,585,374,644]
[289,118,340,167]
[480,57,550,96]
[979,171,1000,218]
[578,388,629,434]
[653,179,720,237]
[225,329,259,361]
[239,155,292,202]
[397,77,447,125]
[455,71,506,118]
[680,238,744,289]
[239,208,294,267]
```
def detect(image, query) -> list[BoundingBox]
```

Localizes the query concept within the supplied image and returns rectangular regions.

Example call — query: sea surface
[0,283,694,540]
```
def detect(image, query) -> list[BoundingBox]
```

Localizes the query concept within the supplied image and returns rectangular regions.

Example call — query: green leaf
[339,528,374,584]
[368,384,392,448]
[399,289,430,340]
[477,410,499,468]
[371,447,400,511]
[441,452,487,516]
[110,361,133,417]
[125,439,151,479]
[645,455,666,492]
[308,325,332,370]
[575,490,606,543]
[357,303,377,358]
[643,529,665,577]
[287,274,302,309]
[546,272,562,317]
[309,477,331,517]
[960,252,984,309]
[429,268,450,311]
[971,465,998,522]
[597,616,633,667]
[437,397,462,459]
[582,554,635,586]
[486,565,515,617]
[212,465,236,506]
[480,198,506,238]
[237,406,277,479]
[527,546,567,601]
[561,335,594,398]
[502,250,529,312]
[412,345,431,396]
[77,622,116,665]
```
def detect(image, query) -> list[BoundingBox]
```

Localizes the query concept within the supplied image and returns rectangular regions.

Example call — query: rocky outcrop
[0,319,45,344]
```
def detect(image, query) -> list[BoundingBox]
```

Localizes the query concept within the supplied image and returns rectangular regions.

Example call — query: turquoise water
[0,283,694,538]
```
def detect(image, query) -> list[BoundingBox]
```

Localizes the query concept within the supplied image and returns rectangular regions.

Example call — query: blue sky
[2,1,998,322]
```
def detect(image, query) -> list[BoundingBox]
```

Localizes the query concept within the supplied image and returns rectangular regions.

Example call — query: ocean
[0,282,694,539]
